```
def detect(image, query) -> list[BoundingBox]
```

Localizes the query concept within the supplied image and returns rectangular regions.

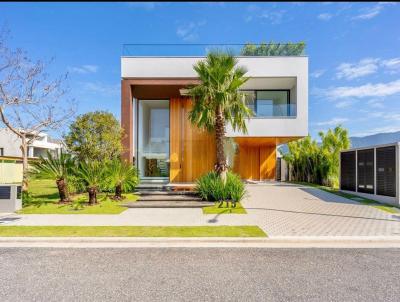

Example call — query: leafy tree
[106,159,139,200]
[187,51,252,181]
[65,111,123,162]
[30,151,76,203]
[76,160,107,205]
[0,28,74,192]
[319,126,350,186]
[241,42,306,56]
[283,125,350,187]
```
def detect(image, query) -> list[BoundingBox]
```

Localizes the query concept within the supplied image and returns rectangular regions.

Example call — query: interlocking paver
[2,183,400,237]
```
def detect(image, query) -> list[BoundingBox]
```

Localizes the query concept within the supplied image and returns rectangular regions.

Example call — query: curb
[1,236,400,248]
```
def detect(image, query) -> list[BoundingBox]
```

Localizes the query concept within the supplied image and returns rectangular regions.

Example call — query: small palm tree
[30,151,75,203]
[76,161,106,205]
[187,51,252,181]
[106,159,138,200]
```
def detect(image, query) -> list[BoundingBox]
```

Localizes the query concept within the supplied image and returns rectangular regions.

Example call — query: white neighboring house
[0,128,64,158]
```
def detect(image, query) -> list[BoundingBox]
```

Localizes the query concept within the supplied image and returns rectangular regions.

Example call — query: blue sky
[1,2,400,139]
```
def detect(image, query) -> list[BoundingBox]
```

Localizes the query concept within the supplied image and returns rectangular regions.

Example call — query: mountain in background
[278,131,400,155]
[350,131,400,148]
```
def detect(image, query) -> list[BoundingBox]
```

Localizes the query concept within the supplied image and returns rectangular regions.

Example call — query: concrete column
[121,80,133,163]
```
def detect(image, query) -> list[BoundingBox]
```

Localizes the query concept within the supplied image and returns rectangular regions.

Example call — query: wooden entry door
[233,140,276,180]
[169,97,216,183]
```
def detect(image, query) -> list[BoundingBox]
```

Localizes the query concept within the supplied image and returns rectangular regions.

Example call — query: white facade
[0,128,64,158]
[121,56,308,138]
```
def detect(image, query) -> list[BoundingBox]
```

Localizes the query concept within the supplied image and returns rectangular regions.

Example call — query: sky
[1,2,400,139]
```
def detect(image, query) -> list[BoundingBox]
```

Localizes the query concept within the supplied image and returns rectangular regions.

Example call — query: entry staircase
[122,183,214,208]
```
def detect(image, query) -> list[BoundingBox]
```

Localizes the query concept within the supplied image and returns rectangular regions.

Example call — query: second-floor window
[243,90,294,117]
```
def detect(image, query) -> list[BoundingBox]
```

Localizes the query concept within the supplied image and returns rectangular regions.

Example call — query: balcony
[122,43,306,57]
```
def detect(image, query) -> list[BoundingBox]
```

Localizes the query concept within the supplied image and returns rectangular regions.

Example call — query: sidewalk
[2,183,400,237]
[2,236,400,248]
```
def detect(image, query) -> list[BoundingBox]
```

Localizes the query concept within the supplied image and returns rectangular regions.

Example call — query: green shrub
[225,172,246,205]
[195,171,246,204]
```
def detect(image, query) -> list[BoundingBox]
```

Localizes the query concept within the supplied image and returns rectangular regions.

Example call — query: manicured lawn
[293,181,399,214]
[0,226,267,237]
[20,179,137,214]
[203,202,247,214]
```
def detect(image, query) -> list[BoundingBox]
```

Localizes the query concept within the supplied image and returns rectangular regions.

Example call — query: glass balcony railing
[249,103,297,118]
[122,43,306,57]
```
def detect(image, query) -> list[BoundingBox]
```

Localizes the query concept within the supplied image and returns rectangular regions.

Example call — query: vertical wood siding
[169,97,216,182]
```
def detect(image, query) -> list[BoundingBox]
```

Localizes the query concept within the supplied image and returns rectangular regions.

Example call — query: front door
[137,99,170,182]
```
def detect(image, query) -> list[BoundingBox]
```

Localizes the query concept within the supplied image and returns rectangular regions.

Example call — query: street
[0,248,399,301]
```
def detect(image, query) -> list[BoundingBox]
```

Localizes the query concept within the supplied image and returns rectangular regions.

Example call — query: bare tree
[0,28,75,192]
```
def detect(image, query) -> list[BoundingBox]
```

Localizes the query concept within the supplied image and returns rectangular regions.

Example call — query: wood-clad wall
[234,141,276,180]
[170,97,216,183]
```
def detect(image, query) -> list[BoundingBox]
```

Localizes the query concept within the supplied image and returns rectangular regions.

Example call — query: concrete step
[122,200,214,208]
[136,191,198,196]
[138,195,202,202]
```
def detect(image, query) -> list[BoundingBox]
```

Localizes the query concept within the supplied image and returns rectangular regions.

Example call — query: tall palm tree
[30,151,76,203]
[187,51,252,181]
[76,161,106,205]
[106,159,138,200]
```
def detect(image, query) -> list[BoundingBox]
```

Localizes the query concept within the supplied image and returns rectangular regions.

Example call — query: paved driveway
[1,183,400,237]
[243,183,400,237]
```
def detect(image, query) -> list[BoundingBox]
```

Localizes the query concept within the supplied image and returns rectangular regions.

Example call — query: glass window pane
[256,91,288,117]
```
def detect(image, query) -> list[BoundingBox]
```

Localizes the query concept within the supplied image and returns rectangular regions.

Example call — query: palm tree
[187,51,252,181]
[30,151,76,203]
[319,125,350,185]
[106,159,138,200]
[76,161,106,205]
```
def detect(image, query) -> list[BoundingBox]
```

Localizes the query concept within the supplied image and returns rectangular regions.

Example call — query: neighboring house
[0,128,64,159]
[121,45,308,183]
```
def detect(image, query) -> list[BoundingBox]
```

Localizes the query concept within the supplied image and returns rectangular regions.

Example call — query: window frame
[241,89,292,118]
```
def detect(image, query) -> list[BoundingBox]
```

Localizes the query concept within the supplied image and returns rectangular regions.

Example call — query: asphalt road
[0,248,399,302]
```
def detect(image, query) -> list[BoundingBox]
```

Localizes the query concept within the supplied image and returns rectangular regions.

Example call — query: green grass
[202,202,247,214]
[20,179,138,214]
[0,226,267,237]
[292,181,399,214]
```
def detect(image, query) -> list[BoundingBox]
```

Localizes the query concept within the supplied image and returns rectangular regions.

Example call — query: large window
[243,90,293,117]
[137,100,170,179]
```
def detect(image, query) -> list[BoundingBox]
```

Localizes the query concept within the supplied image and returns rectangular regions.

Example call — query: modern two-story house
[0,128,64,159]
[121,45,308,184]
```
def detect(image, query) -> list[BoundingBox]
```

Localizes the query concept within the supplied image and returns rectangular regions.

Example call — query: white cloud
[325,80,400,99]
[335,100,357,108]
[353,126,400,137]
[310,69,326,78]
[352,2,396,20]
[336,58,379,80]
[381,58,400,73]
[318,13,333,21]
[82,82,119,96]
[245,5,286,24]
[68,65,98,74]
[315,117,348,126]
[367,99,385,108]
[176,21,206,42]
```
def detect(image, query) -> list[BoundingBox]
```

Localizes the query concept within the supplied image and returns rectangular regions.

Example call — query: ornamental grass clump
[195,171,246,207]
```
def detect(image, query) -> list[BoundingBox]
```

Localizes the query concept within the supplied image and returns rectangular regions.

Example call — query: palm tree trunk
[88,187,97,205]
[215,105,227,183]
[114,183,122,200]
[56,178,70,203]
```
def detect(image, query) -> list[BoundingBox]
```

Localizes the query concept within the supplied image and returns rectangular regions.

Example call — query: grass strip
[0,226,267,237]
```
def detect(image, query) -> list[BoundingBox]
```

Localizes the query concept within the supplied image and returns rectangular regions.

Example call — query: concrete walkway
[1,183,400,237]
